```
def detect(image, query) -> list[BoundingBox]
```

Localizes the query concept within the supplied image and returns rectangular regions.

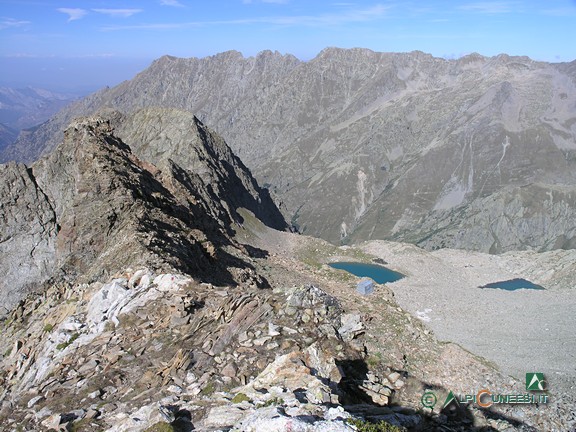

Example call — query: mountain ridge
[0,109,286,317]
[2,48,575,253]
[0,86,79,128]
[0,79,575,430]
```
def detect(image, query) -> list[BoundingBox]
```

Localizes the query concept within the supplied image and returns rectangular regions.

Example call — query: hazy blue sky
[1,0,575,92]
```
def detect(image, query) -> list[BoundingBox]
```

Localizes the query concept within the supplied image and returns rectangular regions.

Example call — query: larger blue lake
[329,261,404,284]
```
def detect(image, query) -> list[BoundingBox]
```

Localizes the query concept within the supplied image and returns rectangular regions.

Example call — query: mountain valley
[0,48,575,431]
[0,87,79,154]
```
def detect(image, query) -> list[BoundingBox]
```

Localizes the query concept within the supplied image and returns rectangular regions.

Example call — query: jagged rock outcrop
[103,107,287,232]
[2,49,575,253]
[0,269,388,431]
[0,112,286,317]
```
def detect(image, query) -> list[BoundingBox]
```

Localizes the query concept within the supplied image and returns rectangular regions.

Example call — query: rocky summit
[0,110,574,431]
[0,110,285,317]
[2,49,576,252]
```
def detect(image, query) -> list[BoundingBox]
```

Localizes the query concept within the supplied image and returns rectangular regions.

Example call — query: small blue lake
[329,261,404,284]
[480,278,544,291]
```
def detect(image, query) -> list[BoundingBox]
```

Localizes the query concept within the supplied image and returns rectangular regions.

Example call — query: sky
[1,0,575,92]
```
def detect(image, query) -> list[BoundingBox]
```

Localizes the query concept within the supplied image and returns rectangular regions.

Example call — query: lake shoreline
[359,240,576,401]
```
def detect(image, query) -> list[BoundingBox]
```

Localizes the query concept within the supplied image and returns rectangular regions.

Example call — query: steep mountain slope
[0,123,17,152]
[0,161,58,316]
[0,110,286,317]
[3,49,576,253]
[102,107,287,232]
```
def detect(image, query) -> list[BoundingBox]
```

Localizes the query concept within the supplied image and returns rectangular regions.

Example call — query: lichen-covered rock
[338,313,364,341]
[230,406,354,432]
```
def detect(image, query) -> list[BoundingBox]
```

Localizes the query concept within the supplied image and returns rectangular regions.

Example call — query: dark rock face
[2,49,575,252]
[0,111,286,316]
[106,107,287,232]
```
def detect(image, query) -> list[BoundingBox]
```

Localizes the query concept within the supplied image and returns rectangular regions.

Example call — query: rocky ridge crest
[0,112,572,429]
[0,110,285,317]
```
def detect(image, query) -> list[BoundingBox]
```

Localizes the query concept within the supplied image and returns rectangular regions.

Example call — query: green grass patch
[56,332,79,350]
[143,422,175,432]
[347,418,404,432]
[231,392,251,404]
[67,418,102,432]
[199,381,216,396]
[366,352,384,368]
[258,396,284,408]
[295,237,378,274]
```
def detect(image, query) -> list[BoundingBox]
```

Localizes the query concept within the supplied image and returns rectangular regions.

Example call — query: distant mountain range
[0,86,79,151]
[1,51,575,431]
[2,48,575,253]
[0,123,17,152]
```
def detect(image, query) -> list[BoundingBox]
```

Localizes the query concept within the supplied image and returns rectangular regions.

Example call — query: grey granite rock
[0,162,57,316]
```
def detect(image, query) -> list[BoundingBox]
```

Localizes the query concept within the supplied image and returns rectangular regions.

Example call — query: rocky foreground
[0,111,286,318]
[1,214,573,431]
